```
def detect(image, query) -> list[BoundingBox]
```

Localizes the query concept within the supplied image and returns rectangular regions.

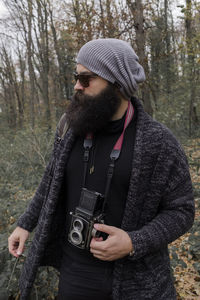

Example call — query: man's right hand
[8,226,29,258]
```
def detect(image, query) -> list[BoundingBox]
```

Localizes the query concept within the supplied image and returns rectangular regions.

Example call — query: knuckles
[101,244,108,252]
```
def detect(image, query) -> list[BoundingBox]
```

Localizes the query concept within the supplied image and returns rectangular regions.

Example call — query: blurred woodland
[0,0,199,299]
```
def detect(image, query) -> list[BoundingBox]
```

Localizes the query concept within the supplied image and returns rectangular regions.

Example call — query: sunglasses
[74,72,98,87]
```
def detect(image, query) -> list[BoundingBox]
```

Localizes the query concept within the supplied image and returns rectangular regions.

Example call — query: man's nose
[74,80,84,91]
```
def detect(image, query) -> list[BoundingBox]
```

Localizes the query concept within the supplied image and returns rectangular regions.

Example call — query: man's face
[74,64,109,96]
[66,65,121,136]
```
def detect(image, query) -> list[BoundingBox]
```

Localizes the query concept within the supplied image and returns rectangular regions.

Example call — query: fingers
[90,241,114,261]
[93,237,103,242]
[92,251,112,261]
[94,223,116,235]
[8,237,21,258]
[90,236,106,250]
[17,237,26,256]
[90,246,103,257]
[90,242,106,260]
[8,227,29,258]
[90,227,133,261]
[90,237,104,249]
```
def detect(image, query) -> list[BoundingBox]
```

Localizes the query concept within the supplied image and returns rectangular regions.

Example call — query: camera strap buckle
[83,133,93,162]
[110,149,120,161]
[84,134,93,149]
[83,149,90,162]
[82,133,93,186]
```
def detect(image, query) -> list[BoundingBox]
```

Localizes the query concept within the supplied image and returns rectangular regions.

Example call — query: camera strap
[83,101,134,212]
[103,100,134,212]
[82,133,93,187]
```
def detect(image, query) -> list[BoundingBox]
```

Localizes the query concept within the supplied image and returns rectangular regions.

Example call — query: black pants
[58,257,113,300]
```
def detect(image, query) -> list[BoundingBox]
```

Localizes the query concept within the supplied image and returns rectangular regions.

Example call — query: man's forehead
[76,64,91,74]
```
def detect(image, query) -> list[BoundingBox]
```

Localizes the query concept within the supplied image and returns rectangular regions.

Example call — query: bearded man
[8,39,194,300]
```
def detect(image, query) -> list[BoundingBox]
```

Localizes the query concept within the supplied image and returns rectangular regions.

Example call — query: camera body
[68,188,105,250]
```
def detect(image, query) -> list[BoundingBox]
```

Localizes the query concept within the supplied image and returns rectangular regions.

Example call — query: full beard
[66,84,122,136]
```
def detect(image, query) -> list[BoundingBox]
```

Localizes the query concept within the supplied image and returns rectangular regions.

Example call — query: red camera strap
[110,100,134,160]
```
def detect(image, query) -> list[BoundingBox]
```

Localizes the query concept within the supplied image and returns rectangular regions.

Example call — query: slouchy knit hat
[77,38,146,99]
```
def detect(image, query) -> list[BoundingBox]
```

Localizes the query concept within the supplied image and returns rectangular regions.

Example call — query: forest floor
[171,138,200,299]
[171,202,200,300]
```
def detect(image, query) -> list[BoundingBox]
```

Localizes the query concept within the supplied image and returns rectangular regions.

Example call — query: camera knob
[91,228,97,237]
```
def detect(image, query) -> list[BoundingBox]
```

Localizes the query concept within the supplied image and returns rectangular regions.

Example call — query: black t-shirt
[61,107,137,266]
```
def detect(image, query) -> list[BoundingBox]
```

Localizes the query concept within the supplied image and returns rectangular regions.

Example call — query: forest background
[0,0,199,299]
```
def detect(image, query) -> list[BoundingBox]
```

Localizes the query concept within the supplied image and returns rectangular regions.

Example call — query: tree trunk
[27,0,35,128]
[106,0,115,37]
[0,74,17,128]
[126,0,153,115]
[72,0,85,48]
[35,0,51,126]
[185,0,199,135]
[2,46,24,128]
[164,0,171,97]
[18,49,26,120]
[50,7,66,118]
[99,0,106,38]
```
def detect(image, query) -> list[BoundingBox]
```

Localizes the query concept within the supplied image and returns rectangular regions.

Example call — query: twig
[34,284,39,300]
[7,257,19,291]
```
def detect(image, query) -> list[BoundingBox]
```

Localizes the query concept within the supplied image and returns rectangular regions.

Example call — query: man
[8,39,194,300]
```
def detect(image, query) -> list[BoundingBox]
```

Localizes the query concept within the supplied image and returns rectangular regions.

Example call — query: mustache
[71,91,90,106]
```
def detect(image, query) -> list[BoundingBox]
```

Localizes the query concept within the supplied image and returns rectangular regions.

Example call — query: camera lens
[69,229,82,245]
[73,218,84,231]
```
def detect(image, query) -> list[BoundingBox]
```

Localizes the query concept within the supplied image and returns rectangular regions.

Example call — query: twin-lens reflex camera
[68,188,105,249]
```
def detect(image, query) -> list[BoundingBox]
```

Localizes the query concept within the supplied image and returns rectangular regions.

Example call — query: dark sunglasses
[74,72,98,87]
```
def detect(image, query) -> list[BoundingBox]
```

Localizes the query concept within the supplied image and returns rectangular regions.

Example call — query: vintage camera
[68,188,105,250]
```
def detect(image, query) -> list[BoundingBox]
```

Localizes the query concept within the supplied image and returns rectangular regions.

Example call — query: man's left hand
[90,223,133,261]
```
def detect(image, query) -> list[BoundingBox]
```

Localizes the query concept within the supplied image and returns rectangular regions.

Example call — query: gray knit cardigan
[17,97,194,299]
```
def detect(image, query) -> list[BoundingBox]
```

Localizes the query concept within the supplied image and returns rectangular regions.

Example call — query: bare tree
[33,0,51,126]
[17,46,26,124]
[0,47,17,128]
[126,0,153,115]
[185,0,199,135]
[164,0,171,96]
[49,4,75,118]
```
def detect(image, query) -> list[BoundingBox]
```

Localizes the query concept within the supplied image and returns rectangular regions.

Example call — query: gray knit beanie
[77,38,146,99]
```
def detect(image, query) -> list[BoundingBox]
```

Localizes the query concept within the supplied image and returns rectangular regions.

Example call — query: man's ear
[113,82,126,101]
[116,89,127,103]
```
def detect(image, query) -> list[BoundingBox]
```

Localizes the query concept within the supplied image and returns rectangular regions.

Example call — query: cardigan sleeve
[127,133,195,261]
[16,130,60,232]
